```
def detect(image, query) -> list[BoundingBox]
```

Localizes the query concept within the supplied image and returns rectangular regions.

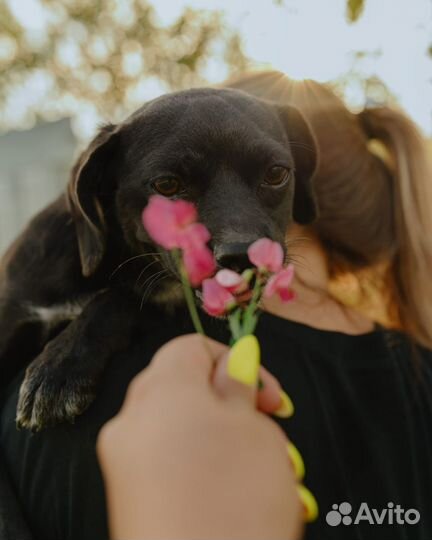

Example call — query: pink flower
[183,245,216,286]
[202,278,236,316]
[248,238,284,273]
[263,265,295,302]
[180,223,215,285]
[215,269,247,293]
[142,196,216,286]
[142,195,197,249]
[178,223,211,251]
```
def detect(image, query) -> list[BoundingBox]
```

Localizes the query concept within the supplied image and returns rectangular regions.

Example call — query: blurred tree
[346,0,366,23]
[0,0,249,139]
[277,0,368,22]
[346,0,431,63]
[331,50,397,112]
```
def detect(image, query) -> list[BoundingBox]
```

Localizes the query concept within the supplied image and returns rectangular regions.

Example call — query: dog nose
[214,242,252,273]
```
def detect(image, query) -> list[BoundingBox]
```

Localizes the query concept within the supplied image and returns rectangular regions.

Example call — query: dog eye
[263,166,291,187]
[152,178,182,197]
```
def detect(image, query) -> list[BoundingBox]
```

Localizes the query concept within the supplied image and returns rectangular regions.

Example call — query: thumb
[212,335,260,407]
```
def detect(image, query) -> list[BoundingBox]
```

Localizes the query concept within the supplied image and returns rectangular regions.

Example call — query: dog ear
[67,123,119,277]
[276,105,319,224]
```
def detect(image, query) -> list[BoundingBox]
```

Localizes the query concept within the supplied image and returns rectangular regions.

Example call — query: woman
[226,70,432,348]
[1,71,431,540]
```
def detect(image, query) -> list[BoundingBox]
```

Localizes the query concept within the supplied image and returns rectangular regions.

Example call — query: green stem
[228,309,242,342]
[174,250,205,335]
[241,275,265,335]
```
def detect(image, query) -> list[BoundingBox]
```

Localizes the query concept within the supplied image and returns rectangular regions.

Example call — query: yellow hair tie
[367,138,394,171]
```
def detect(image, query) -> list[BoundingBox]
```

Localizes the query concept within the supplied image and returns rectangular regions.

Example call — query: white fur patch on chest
[30,302,84,326]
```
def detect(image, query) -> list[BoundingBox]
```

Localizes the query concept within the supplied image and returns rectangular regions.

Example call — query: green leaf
[346,0,365,23]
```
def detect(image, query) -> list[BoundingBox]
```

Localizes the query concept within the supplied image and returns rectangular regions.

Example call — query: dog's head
[68,88,318,285]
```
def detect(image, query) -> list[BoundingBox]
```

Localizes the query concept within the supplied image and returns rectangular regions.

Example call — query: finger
[212,335,261,407]
[287,441,305,481]
[297,484,319,523]
[212,337,294,417]
[149,333,226,379]
[256,368,286,414]
[124,334,227,406]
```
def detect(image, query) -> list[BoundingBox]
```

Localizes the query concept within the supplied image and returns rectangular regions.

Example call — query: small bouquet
[142,195,295,341]
[142,195,318,523]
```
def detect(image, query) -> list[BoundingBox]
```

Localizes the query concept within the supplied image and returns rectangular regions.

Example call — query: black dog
[0,87,317,431]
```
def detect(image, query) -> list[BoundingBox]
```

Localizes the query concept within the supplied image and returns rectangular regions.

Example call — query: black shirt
[1,304,432,540]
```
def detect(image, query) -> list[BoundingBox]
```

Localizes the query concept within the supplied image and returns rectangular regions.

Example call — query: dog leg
[0,299,44,385]
[0,299,33,353]
[16,289,138,431]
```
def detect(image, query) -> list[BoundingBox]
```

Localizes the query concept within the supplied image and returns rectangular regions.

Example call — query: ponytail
[359,108,432,348]
[222,70,432,348]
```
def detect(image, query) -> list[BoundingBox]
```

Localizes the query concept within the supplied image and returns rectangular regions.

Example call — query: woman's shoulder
[382,327,432,370]
[257,311,432,376]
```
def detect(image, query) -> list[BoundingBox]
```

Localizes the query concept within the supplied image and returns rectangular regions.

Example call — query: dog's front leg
[0,299,39,375]
[16,288,138,431]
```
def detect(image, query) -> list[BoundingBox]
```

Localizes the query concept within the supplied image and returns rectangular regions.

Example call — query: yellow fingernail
[227,335,260,387]
[297,484,319,522]
[287,442,305,481]
[274,390,294,418]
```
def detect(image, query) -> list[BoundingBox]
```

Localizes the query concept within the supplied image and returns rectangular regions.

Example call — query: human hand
[97,334,314,540]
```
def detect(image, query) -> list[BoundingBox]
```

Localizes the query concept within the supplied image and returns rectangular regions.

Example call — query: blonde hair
[224,71,432,348]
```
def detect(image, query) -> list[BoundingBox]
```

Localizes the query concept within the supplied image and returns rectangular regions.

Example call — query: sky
[3,0,432,137]
[154,0,432,135]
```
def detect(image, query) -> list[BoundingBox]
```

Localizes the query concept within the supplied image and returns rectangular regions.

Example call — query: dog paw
[16,342,98,431]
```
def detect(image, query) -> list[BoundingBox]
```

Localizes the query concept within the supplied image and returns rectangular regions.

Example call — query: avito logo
[326,502,420,527]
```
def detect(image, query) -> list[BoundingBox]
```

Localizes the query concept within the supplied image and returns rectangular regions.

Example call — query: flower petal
[142,195,197,249]
[202,278,235,316]
[178,223,211,251]
[263,265,295,302]
[183,246,216,286]
[248,238,284,273]
[215,269,246,293]
[172,198,197,227]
